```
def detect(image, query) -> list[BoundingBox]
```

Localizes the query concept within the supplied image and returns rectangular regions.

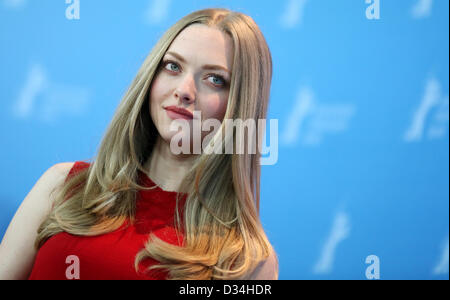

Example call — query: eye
[162,60,180,72]
[208,74,227,88]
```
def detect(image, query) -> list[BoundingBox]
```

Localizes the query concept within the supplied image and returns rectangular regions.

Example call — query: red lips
[164,106,194,119]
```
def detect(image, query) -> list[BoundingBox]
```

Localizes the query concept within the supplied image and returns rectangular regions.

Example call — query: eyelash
[160,59,228,88]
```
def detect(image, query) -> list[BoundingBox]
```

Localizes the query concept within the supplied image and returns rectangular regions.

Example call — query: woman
[0,7,278,280]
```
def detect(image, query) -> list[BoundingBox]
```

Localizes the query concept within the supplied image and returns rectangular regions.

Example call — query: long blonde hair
[35,7,278,280]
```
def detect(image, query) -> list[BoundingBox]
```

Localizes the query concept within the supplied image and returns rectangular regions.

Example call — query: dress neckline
[138,170,186,195]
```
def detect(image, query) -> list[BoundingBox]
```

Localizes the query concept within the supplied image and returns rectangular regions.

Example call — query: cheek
[149,77,167,109]
[149,79,163,121]
[201,96,228,121]
[150,77,163,103]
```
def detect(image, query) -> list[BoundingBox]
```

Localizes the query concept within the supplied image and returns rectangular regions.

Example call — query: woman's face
[149,24,234,152]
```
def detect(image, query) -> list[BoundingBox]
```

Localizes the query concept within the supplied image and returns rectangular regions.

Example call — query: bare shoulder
[51,162,76,178]
[40,162,76,194]
[246,249,279,280]
[0,161,75,279]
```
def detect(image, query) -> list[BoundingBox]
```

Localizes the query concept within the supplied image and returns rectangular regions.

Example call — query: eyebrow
[165,51,231,77]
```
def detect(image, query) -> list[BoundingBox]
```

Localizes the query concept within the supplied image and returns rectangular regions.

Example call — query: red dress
[28,161,187,280]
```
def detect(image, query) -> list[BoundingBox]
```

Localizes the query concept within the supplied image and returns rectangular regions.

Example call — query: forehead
[167,24,234,71]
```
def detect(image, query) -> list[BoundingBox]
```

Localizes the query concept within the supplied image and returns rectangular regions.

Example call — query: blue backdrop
[0,0,448,280]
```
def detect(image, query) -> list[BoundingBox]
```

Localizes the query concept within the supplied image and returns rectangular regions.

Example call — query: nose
[174,74,196,105]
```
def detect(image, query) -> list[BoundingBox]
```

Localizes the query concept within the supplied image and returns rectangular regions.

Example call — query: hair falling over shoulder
[35,7,278,280]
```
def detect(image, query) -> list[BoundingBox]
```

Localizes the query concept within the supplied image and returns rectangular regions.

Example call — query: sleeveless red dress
[28,161,187,280]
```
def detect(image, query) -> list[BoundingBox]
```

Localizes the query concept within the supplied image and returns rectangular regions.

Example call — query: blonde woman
[0,7,278,280]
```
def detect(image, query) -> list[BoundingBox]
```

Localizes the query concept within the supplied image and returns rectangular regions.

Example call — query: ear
[246,250,279,280]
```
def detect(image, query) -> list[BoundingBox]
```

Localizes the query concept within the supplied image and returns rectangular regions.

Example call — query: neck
[144,135,198,192]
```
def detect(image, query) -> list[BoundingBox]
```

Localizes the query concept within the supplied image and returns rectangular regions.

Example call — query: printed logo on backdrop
[411,0,433,19]
[144,0,171,25]
[432,236,449,276]
[10,64,90,124]
[2,0,27,9]
[279,0,309,29]
[404,77,449,142]
[313,211,351,275]
[281,86,356,147]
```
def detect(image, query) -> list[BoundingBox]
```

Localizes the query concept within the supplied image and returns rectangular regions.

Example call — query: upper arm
[0,162,75,280]
[246,250,279,280]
